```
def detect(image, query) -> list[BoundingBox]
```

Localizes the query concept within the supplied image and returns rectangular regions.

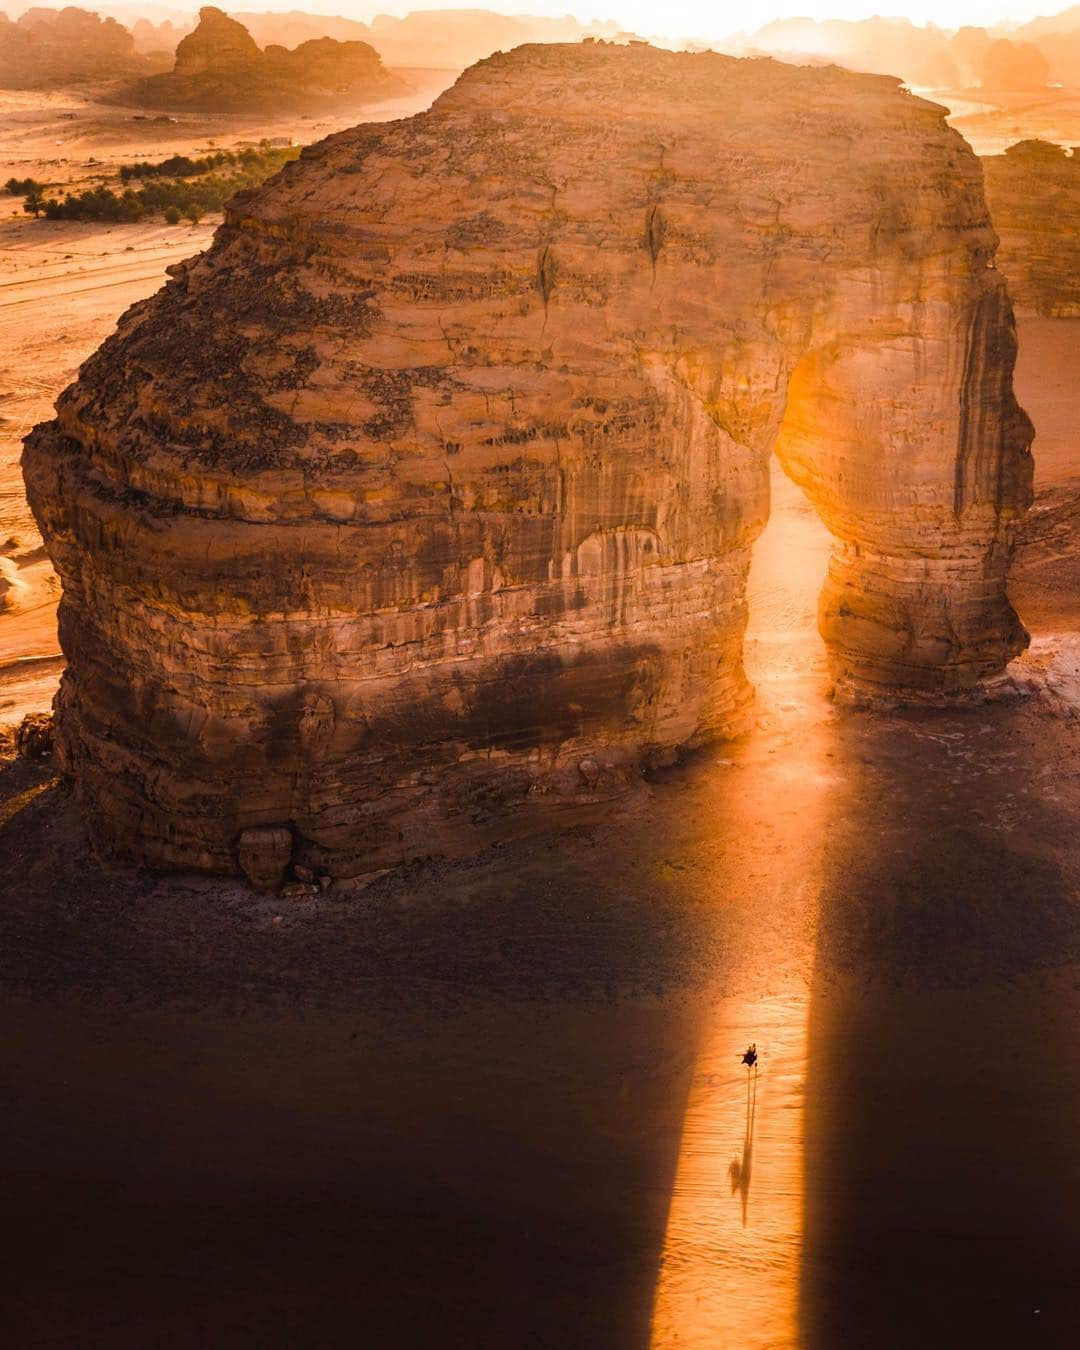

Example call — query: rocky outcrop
[126,7,406,114]
[982,141,1080,317]
[979,38,1049,90]
[0,6,141,87]
[24,43,1032,880]
[130,17,188,58]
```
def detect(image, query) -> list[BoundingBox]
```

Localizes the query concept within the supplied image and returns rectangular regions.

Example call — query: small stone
[280,882,318,899]
[237,826,292,893]
[319,875,333,891]
[16,712,53,760]
[578,756,600,786]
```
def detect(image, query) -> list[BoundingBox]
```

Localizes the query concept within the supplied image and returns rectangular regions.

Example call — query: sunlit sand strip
[650,455,831,1347]
[649,985,810,1349]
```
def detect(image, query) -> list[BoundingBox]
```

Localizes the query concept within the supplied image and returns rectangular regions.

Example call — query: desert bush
[5,177,44,196]
[28,144,299,224]
[118,143,296,183]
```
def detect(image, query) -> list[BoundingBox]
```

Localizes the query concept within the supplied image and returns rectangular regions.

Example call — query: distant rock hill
[121,9,635,72]
[124,6,407,112]
[738,12,1076,89]
[983,140,1080,317]
[0,5,149,86]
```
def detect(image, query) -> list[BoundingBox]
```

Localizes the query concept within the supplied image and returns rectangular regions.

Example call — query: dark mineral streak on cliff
[23,42,1033,881]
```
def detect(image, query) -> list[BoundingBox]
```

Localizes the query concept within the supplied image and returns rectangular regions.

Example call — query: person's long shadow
[728,1064,757,1227]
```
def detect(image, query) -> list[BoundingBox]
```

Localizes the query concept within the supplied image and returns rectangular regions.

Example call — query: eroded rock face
[982,141,1080,318]
[24,43,1033,878]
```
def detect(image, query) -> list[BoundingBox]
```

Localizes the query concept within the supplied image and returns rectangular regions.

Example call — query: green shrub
[28,145,299,224]
[118,143,296,184]
[5,176,44,196]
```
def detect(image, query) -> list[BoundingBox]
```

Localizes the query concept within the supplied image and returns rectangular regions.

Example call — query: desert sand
[943,84,1080,154]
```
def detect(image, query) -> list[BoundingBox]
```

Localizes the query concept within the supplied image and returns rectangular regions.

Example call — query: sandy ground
[0,215,217,713]
[943,85,1080,155]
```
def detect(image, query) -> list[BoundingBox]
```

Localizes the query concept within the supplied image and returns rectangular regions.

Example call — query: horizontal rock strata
[25,42,1032,879]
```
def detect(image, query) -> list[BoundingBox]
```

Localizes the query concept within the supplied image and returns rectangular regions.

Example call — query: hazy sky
[342,1,1071,39]
[93,1,1076,43]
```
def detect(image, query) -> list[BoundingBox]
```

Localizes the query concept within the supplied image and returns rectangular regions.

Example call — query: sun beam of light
[649,454,835,1348]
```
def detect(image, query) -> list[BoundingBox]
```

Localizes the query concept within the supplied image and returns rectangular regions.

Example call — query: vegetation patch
[16,143,299,224]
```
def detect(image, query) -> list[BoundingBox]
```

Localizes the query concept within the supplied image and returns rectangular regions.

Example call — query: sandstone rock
[237,826,293,892]
[980,38,1049,91]
[0,6,143,88]
[15,712,53,760]
[130,18,188,59]
[171,6,260,78]
[24,42,1032,879]
[125,7,407,114]
[982,141,1080,318]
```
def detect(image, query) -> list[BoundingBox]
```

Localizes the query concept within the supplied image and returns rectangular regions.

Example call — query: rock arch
[24,43,1033,880]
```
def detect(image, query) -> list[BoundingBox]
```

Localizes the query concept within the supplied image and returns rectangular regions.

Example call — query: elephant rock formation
[24,42,1033,881]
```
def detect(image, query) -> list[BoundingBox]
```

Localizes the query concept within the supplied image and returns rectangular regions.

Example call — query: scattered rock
[578,757,601,787]
[16,713,53,761]
[236,826,292,893]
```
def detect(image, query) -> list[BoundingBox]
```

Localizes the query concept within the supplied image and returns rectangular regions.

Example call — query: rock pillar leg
[776,275,1034,699]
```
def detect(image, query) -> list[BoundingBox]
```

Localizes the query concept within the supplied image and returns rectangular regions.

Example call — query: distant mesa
[0,5,154,87]
[352,9,635,70]
[110,8,639,73]
[979,38,1049,91]
[738,11,1080,91]
[122,7,408,113]
[982,140,1080,316]
[129,15,185,59]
